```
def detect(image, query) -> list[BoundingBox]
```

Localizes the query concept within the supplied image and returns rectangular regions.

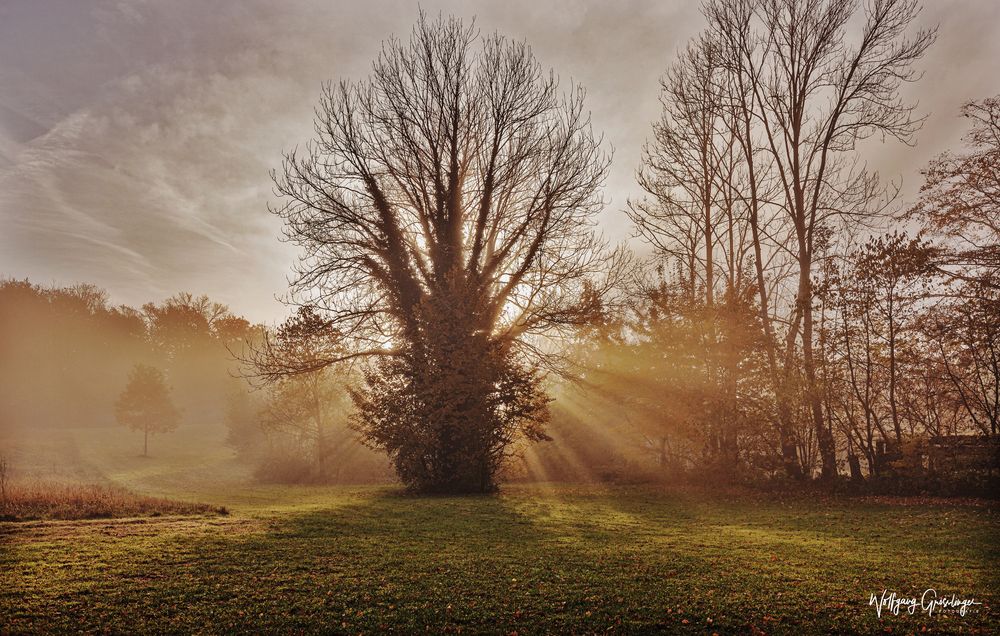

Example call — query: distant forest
[0,282,251,431]
[0,282,393,483]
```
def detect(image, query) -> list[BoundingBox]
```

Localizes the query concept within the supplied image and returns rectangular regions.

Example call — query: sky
[1,0,998,323]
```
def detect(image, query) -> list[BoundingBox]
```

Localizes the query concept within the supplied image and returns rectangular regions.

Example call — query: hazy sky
[2,0,998,322]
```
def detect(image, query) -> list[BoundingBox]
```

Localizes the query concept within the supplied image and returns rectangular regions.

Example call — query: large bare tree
[700,0,934,478]
[748,0,935,478]
[631,0,934,478]
[256,14,622,492]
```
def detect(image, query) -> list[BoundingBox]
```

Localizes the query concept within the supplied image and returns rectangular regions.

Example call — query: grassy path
[2,484,997,634]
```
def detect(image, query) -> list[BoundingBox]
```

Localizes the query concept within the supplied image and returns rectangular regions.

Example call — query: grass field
[1,426,998,633]
[1,482,996,634]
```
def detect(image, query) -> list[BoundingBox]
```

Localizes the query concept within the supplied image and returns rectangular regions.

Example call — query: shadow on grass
[4,486,998,634]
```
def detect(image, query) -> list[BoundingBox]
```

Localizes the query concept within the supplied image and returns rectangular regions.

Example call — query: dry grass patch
[0,479,226,521]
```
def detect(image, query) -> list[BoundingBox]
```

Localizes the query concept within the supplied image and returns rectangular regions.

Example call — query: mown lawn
[1,484,997,634]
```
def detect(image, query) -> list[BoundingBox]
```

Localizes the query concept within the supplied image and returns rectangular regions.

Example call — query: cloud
[1,0,998,321]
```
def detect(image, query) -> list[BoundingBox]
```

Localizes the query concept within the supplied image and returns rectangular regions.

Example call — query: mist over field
[0,282,654,495]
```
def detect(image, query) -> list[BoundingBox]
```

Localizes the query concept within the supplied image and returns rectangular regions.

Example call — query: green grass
[2,483,997,634]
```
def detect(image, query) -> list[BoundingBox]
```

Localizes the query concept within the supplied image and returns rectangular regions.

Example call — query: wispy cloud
[1,0,997,321]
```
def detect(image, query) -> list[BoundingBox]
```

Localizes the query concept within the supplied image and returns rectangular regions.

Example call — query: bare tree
[628,30,776,476]
[705,0,806,478]
[699,0,936,478]
[630,35,727,306]
[906,95,1000,438]
[908,95,1000,290]
[256,13,623,492]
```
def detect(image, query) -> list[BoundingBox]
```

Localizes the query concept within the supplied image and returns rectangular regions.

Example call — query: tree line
[579,0,997,486]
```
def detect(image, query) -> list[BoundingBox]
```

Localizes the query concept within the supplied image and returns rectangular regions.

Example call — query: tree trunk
[800,267,837,480]
[888,301,902,442]
[847,452,864,482]
[313,378,326,478]
[744,143,802,479]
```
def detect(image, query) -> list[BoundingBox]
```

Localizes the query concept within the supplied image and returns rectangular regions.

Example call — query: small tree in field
[115,364,180,456]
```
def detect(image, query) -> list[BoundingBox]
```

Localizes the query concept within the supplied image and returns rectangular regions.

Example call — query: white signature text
[869,589,981,618]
